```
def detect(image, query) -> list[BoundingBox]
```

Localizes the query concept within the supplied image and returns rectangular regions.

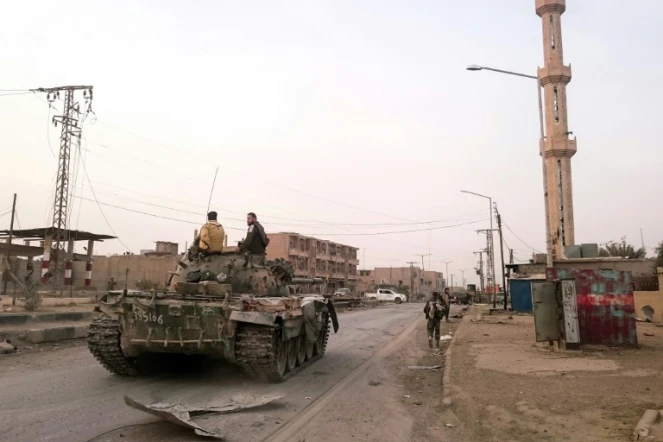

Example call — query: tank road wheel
[314,313,331,356]
[305,336,315,360]
[276,336,288,377]
[286,338,298,371]
[88,315,143,376]
[236,326,288,382]
[296,335,307,365]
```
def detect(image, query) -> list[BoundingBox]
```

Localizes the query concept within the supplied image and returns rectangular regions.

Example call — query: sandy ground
[446,309,663,442]
[0,303,421,442]
[267,304,465,442]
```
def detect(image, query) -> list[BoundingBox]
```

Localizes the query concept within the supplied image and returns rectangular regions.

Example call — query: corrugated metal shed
[547,268,637,346]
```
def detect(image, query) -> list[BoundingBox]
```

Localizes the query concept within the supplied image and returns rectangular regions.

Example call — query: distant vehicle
[365,288,407,304]
[451,292,472,305]
[333,288,351,297]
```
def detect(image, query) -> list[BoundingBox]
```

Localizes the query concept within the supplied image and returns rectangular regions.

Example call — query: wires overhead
[79,157,133,253]
[502,220,542,253]
[96,118,417,223]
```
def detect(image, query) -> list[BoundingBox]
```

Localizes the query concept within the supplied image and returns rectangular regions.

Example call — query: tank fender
[282,317,304,341]
[302,302,321,343]
[97,293,125,320]
[325,300,339,334]
[229,310,277,327]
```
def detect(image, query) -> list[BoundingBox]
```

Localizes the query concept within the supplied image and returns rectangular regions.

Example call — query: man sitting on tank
[198,211,225,254]
[239,212,269,255]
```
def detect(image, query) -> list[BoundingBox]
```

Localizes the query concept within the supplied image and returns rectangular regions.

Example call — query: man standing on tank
[198,211,225,254]
[239,212,270,255]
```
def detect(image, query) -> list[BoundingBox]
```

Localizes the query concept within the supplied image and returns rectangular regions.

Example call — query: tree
[599,239,647,259]
[655,240,663,267]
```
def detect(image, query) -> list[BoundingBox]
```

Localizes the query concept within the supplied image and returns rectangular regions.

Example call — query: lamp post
[460,189,497,307]
[466,64,553,268]
[440,260,452,290]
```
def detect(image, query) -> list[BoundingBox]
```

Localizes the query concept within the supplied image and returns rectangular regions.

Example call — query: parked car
[451,292,472,305]
[364,288,407,304]
[333,288,352,297]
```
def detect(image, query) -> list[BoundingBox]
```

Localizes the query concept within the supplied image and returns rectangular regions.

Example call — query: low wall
[633,267,663,322]
[634,291,663,322]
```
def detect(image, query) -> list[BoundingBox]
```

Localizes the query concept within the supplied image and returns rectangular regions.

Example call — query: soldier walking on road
[442,288,451,322]
[424,292,446,348]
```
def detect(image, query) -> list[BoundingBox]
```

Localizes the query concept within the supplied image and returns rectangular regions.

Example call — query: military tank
[88,251,338,382]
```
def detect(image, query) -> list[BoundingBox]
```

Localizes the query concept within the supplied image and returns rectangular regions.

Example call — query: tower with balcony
[536,0,577,258]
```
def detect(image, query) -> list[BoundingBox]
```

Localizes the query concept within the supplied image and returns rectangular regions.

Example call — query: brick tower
[536,0,576,258]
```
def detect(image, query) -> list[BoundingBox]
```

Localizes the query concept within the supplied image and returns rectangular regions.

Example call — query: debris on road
[412,400,423,406]
[368,380,381,386]
[444,423,455,428]
[634,409,661,440]
[124,393,284,439]
[644,333,655,337]
[408,365,442,370]
[440,334,453,341]
[0,340,17,354]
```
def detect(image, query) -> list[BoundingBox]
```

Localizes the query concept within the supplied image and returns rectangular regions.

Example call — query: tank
[87,251,338,382]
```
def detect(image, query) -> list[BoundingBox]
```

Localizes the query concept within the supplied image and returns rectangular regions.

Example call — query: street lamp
[440,260,452,290]
[460,189,497,308]
[466,64,553,268]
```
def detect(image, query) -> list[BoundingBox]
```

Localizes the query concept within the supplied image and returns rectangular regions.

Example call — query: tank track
[88,315,142,376]
[236,314,330,382]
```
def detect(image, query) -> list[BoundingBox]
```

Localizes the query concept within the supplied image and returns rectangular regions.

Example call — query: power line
[75,184,488,229]
[79,158,134,252]
[97,118,418,223]
[0,91,32,97]
[502,220,542,253]
[72,195,486,237]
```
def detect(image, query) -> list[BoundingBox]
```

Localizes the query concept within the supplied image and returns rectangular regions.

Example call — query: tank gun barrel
[289,277,324,285]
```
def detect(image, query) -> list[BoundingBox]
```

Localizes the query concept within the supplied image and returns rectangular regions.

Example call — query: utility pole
[33,85,93,290]
[494,203,508,310]
[440,260,452,291]
[416,253,431,271]
[459,269,467,289]
[473,250,485,294]
[509,249,514,264]
[2,194,17,296]
[477,229,497,307]
[406,261,416,298]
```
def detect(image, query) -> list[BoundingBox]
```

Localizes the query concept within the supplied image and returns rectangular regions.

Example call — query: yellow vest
[199,221,225,252]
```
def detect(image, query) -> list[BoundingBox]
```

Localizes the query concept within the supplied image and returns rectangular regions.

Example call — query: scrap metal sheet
[124,393,283,439]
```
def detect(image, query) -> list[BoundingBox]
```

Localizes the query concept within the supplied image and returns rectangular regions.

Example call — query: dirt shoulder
[276,304,466,442]
[446,308,663,442]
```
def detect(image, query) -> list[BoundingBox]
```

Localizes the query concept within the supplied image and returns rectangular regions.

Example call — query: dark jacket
[424,299,446,321]
[240,221,269,254]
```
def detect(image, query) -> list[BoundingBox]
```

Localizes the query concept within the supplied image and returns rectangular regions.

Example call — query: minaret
[536,0,577,258]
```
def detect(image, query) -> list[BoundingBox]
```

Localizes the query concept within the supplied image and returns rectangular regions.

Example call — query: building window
[557,159,565,246]
[549,15,556,49]
[553,86,559,123]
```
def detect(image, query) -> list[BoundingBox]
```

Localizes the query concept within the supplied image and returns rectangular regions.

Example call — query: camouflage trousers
[427,318,441,340]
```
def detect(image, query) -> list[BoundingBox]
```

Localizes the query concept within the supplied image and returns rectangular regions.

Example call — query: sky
[1,0,661,286]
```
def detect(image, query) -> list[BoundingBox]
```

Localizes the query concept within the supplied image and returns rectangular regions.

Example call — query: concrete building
[356,267,444,295]
[154,241,178,255]
[266,233,359,292]
[536,0,577,258]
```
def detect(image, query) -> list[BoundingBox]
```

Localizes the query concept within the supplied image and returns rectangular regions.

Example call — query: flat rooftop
[0,227,115,242]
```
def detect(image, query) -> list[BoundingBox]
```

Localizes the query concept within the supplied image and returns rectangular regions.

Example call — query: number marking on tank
[133,310,164,324]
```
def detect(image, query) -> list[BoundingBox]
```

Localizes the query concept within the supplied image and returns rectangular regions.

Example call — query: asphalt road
[0,303,422,442]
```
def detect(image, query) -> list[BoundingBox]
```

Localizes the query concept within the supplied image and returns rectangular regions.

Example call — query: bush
[135,279,162,291]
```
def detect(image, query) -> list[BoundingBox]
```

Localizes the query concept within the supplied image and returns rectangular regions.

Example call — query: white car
[333,288,351,297]
[364,289,407,304]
